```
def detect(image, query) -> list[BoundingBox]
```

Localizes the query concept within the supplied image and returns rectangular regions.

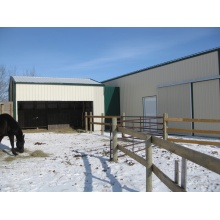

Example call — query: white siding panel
[16,84,97,101]
[15,84,104,131]
[93,87,105,129]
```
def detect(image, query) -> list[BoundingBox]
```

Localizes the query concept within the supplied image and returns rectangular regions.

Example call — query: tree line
[0,65,37,101]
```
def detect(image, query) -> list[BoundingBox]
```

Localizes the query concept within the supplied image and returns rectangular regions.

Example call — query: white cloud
[57,28,219,72]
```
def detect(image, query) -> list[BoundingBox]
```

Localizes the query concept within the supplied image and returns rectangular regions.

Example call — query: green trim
[102,47,220,83]
[104,86,120,116]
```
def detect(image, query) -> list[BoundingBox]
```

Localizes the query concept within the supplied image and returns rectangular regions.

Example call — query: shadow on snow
[72,150,138,192]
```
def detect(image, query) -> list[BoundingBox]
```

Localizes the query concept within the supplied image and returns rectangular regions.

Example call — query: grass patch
[4,156,17,162]
[30,150,49,157]
[3,149,49,162]
[24,148,32,153]
[0,150,4,157]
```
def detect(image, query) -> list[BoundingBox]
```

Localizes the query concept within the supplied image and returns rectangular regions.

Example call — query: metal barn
[102,47,220,134]
[9,76,104,130]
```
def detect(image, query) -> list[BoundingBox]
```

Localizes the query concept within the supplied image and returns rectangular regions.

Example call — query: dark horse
[0,113,25,156]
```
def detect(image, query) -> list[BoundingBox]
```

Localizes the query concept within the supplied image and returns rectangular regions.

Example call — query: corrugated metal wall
[104,51,219,117]
[16,84,100,101]
[158,83,191,118]
[15,84,104,130]
[193,79,220,136]
[158,83,192,131]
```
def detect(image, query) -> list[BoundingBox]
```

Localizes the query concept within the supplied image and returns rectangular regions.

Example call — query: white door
[142,96,157,133]
[143,96,157,117]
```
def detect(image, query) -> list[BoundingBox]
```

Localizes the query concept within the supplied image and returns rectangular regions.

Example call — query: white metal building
[102,47,220,134]
[9,76,104,130]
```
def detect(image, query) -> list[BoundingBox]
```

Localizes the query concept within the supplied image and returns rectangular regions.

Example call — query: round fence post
[181,158,187,190]
[122,112,125,138]
[85,112,88,132]
[174,160,179,184]
[163,113,168,140]
[146,137,152,192]
[112,117,118,162]
[90,112,92,133]
[101,113,104,135]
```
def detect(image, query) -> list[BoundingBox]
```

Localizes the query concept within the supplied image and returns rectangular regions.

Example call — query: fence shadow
[0,143,13,156]
[72,150,138,192]
[0,143,9,150]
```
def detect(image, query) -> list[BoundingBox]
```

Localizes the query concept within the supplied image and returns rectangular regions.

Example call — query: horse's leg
[9,135,17,156]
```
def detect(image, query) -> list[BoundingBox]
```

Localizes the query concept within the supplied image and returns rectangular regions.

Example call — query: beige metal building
[9,76,104,130]
[103,47,220,134]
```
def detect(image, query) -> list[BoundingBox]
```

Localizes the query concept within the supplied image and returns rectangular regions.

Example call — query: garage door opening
[18,101,93,130]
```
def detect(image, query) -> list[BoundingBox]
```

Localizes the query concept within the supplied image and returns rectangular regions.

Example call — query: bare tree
[0,65,9,101]
[0,65,37,101]
[24,66,37,77]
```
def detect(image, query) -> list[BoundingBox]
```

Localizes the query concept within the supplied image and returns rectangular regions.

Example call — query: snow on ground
[0,130,220,192]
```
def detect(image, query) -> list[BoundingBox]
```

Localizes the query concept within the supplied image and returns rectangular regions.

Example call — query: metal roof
[102,47,220,83]
[11,76,102,86]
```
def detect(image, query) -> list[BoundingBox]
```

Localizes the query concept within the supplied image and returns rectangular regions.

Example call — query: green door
[104,87,120,130]
[104,86,120,116]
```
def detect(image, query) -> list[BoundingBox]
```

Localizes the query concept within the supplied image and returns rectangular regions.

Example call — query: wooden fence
[85,112,220,146]
[84,112,123,133]
[163,113,220,146]
[111,118,220,192]
[0,102,13,116]
[84,113,220,191]
[85,112,164,136]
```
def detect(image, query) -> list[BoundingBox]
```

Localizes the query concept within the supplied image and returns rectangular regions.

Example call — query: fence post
[112,117,118,162]
[101,113,104,135]
[90,112,92,133]
[174,160,179,184]
[181,158,187,189]
[1,104,4,114]
[140,116,141,132]
[163,113,168,140]
[146,137,152,192]
[85,112,88,132]
[122,112,125,138]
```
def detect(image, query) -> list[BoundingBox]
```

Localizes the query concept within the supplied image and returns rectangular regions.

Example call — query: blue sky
[1,27,220,82]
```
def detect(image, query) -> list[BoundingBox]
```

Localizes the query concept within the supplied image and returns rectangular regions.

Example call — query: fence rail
[152,136,220,175]
[85,112,220,146]
[165,117,220,123]
[163,114,220,146]
[85,112,164,137]
[84,113,220,191]
[116,126,186,192]
[115,125,220,192]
